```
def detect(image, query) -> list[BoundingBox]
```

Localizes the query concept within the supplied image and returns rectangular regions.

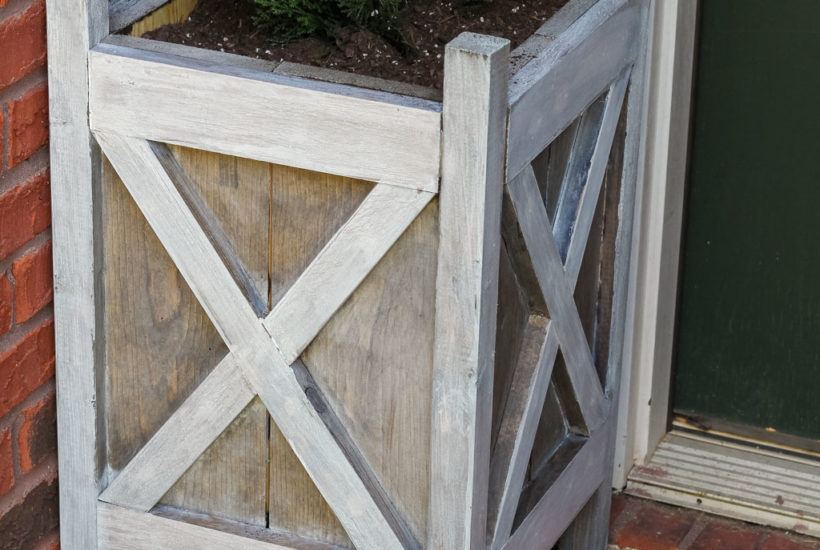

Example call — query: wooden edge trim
[98,501,343,550]
[99,355,255,511]
[263,184,433,363]
[88,43,441,191]
[505,165,606,429]
[501,428,608,550]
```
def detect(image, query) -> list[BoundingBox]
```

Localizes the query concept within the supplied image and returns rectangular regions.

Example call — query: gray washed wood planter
[47,0,649,548]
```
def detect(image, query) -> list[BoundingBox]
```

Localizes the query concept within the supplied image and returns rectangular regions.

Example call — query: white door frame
[613,0,698,487]
[612,1,820,537]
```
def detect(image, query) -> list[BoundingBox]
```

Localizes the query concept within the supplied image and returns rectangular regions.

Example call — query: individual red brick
[615,502,696,550]
[12,241,53,323]
[0,474,58,550]
[0,318,55,418]
[0,273,12,336]
[0,0,46,88]
[0,170,50,260]
[761,533,820,550]
[690,522,763,550]
[17,391,56,472]
[0,428,12,497]
[8,83,49,168]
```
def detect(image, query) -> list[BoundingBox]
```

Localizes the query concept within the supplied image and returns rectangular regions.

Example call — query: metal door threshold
[626,430,820,538]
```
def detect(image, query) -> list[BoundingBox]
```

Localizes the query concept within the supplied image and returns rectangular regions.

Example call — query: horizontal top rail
[506,0,639,179]
[89,42,442,191]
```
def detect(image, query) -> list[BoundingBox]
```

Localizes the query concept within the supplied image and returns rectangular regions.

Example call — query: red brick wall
[0,0,60,548]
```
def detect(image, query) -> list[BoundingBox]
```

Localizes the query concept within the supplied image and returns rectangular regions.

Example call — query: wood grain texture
[268,419,351,548]
[505,166,605,430]
[501,428,607,550]
[302,200,439,543]
[265,182,434,363]
[102,143,270,524]
[98,502,343,550]
[430,32,509,550]
[88,43,442,191]
[507,0,638,177]
[126,0,197,37]
[491,244,530,453]
[100,355,255,511]
[46,0,108,546]
[98,134,406,549]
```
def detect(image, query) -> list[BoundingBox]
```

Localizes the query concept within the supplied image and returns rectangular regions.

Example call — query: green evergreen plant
[252,0,405,42]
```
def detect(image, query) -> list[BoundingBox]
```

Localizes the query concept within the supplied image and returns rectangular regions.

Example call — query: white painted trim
[613,0,698,487]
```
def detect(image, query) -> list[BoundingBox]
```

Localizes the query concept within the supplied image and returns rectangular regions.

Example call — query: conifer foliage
[252,0,405,41]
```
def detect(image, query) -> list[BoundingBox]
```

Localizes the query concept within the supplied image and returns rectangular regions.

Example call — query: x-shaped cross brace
[488,68,630,547]
[95,133,433,550]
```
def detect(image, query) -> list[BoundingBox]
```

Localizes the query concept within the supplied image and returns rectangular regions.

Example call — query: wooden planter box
[47,0,649,548]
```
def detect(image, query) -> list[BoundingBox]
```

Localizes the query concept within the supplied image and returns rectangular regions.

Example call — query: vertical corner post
[46,0,109,548]
[429,32,510,550]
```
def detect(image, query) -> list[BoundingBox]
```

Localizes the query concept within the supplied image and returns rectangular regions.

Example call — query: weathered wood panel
[88,43,442,191]
[103,145,270,525]
[302,200,439,543]
[267,420,351,548]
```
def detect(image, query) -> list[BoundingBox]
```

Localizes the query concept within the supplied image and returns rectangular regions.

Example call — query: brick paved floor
[609,494,819,550]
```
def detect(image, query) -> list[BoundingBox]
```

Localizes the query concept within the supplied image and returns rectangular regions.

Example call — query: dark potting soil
[141,0,570,89]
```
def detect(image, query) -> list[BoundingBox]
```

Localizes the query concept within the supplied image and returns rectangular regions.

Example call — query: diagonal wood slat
[95,132,421,550]
[264,184,434,363]
[563,68,630,283]
[488,73,630,545]
[505,164,605,430]
[99,355,255,511]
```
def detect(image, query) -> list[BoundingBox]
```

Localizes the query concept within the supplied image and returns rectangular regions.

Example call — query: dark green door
[673,0,820,442]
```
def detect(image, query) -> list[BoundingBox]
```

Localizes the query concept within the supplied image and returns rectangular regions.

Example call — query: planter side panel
[102,146,270,525]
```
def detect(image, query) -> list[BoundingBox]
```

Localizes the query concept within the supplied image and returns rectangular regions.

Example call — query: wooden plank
[505,166,606,429]
[564,69,630,284]
[267,419,351,547]
[264,183,434,363]
[104,35,279,73]
[430,32,509,550]
[153,143,268,316]
[269,165,371,306]
[88,43,442,191]
[290,362,419,549]
[102,145,270,524]
[507,0,639,178]
[267,165,367,545]
[501,428,608,550]
[491,244,531,453]
[45,0,107,547]
[100,355,254,511]
[110,0,169,32]
[551,93,607,261]
[98,502,340,550]
[487,321,556,547]
[97,134,406,549]
[563,2,649,543]
[163,398,268,524]
[302,201,439,542]
[127,0,197,37]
